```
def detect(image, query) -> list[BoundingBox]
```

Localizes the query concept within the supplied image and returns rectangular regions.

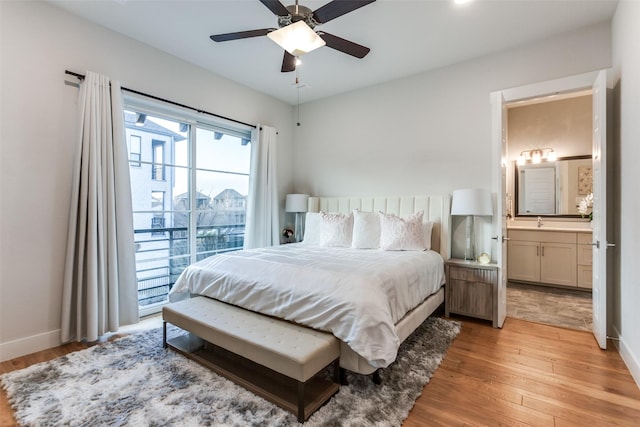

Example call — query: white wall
[508,95,593,162]
[292,22,611,259]
[0,1,294,360]
[612,0,640,386]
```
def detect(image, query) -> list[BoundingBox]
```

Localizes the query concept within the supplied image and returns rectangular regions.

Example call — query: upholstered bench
[162,296,340,422]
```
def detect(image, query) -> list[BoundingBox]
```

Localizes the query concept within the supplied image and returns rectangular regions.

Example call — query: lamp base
[464,215,476,261]
[294,213,305,243]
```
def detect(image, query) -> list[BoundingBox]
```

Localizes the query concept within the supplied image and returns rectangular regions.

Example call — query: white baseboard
[612,325,640,389]
[0,329,61,362]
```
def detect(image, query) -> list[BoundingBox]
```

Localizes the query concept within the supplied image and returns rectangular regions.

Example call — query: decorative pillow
[319,212,353,247]
[301,212,322,245]
[379,211,427,251]
[351,210,380,249]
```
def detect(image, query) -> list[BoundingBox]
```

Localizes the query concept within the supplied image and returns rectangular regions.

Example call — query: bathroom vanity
[507,225,592,290]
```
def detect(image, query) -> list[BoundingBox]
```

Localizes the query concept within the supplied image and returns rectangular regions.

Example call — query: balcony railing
[134,224,244,306]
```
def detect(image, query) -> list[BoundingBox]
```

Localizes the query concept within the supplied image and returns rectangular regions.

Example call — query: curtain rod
[65,70,256,129]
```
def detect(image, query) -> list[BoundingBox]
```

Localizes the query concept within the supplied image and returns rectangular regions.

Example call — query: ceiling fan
[210,0,376,72]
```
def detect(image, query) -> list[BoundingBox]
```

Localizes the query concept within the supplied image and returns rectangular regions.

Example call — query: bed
[169,195,451,376]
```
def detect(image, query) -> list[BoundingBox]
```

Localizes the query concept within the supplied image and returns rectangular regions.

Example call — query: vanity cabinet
[507,229,591,289]
[507,240,541,282]
[577,232,593,289]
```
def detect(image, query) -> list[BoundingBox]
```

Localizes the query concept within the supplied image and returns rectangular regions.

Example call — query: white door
[491,91,508,328]
[591,70,610,349]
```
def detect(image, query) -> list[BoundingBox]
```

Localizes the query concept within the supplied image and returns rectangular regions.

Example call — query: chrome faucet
[537,216,543,228]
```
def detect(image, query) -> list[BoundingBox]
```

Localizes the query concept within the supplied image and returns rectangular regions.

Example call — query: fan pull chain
[297,77,301,127]
[295,70,301,126]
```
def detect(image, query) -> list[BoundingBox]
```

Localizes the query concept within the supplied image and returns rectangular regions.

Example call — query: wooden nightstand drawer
[449,266,496,284]
[448,279,492,320]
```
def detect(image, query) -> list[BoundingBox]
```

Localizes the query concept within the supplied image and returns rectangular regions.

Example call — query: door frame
[490,70,609,340]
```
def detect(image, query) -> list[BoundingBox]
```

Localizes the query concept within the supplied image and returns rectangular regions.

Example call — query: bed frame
[308,195,451,375]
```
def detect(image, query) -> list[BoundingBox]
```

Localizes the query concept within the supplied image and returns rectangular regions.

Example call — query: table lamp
[451,189,493,261]
[285,194,309,243]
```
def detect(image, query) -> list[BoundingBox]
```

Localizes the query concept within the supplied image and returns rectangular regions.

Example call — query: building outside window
[129,135,141,166]
[124,105,252,316]
[151,191,165,236]
[151,140,165,180]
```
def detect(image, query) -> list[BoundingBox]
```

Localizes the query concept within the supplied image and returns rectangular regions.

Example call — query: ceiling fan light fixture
[267,21,325,57]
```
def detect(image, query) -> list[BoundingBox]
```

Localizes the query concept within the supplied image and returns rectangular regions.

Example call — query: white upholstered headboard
[307,195,451,259]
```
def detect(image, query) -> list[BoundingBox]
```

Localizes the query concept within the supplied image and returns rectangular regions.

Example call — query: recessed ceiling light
[454,0,474,5]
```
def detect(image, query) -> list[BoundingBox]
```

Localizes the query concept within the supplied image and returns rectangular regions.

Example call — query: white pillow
[351,210,380,249]
[319,212,353,247]
[379,211,427,251]
[301,212,322,245]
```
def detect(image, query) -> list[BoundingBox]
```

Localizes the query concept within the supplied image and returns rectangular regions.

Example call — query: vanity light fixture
[517,148,557,165]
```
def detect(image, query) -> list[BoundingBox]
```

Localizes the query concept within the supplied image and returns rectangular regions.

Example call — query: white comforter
[170,244,445,368]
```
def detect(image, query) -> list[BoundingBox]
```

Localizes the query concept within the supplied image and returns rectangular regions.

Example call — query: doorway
[505,90,594,331]
[491,70,611,346]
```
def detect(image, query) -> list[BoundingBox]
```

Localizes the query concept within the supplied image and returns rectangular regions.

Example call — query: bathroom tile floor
[507,282,592,331]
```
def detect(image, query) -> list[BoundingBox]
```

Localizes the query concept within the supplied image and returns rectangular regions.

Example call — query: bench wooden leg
[332,359,340,385]
[163,321,167,349]
[297,381,305,423]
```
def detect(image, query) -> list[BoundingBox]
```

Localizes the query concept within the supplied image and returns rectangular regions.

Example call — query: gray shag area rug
[1,317,460,426]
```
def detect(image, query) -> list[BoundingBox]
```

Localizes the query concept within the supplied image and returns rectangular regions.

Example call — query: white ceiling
[48,0,618,105]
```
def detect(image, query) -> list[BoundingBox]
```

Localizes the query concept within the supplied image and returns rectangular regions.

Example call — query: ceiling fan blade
[210,28,274,42]
[318,32,370,58]
[281,51,296,72]
[259,0,290,16]
[312,0,376,24]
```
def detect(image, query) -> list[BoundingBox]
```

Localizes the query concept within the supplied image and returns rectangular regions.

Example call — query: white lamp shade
[451,189,493,216]
[267,21,326,57]
[285,194,309,213]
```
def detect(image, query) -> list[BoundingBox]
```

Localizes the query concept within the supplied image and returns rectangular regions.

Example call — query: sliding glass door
[124,107,252,316]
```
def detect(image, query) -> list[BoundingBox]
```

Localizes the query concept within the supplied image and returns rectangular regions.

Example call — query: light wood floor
[2,317,639,426]
[405,316,640,426]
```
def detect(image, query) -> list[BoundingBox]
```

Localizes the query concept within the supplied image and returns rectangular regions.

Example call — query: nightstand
[445,259,499,328]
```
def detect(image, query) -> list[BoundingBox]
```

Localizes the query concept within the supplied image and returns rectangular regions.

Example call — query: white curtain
[244,125,280,249]
[61,71,139,343]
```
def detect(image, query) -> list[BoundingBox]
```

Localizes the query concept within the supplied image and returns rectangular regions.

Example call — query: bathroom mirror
[515,155,592,217]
